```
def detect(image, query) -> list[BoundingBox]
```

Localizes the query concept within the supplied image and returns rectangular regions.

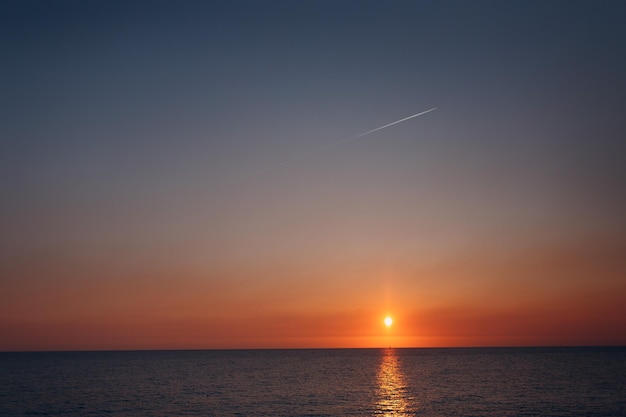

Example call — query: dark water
[1,347,624,416]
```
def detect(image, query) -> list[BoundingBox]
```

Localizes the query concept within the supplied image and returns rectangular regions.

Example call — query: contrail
[225,107,437,184]
[321,107,437,151]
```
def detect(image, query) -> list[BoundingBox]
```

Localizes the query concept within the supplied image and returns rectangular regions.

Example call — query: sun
[384,316,393,327]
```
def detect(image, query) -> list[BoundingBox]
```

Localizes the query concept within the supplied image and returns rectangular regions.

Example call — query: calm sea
[1,347,624,416]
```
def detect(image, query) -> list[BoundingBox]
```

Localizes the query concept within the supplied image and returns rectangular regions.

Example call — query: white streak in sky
[226,107,437,184]
[321,107,437,151]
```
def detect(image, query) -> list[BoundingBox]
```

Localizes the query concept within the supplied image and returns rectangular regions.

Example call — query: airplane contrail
[321,107,437,151]
[225,107,437,184]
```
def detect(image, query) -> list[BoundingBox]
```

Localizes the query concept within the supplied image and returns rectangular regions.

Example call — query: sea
[1,347,624,416]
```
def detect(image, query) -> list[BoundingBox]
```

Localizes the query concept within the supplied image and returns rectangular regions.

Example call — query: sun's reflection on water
[374,348,413,416]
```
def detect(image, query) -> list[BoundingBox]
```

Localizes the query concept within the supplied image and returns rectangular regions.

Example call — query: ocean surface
[1,347,624,416]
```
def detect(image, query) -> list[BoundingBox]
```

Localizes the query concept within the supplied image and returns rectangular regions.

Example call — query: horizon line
[3,345,624,354]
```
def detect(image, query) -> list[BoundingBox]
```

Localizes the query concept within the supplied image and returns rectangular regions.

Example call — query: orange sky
[2,234,624,351]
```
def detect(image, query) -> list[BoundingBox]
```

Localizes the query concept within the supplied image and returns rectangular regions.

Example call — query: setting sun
[384,316,393,327]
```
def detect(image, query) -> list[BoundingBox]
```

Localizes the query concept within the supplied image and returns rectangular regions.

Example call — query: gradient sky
[1,0,625,351]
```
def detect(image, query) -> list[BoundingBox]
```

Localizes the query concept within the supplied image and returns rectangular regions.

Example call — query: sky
[1,0,625,351]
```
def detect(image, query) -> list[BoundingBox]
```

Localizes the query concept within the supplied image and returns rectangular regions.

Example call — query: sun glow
[384,316,393,327]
